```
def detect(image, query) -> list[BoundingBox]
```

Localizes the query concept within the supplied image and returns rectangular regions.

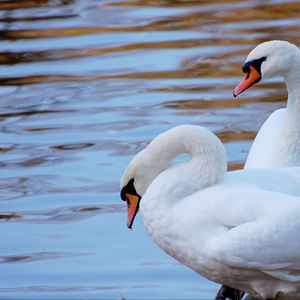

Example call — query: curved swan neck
[268,52,300,167]
[122,125,227,197]
[147,125,223,165]
[285,67,300,121]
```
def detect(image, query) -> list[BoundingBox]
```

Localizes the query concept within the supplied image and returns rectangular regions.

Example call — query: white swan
[120,124,300,300]
[233,40,300,169]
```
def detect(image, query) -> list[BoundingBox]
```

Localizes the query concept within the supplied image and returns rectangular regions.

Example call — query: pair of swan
[120,40,300,299]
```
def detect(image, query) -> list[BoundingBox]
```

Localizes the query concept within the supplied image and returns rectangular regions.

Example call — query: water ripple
[0,251,90,264]
[0,204,123,224]
[0,0,297,298]
[0,175,117,201]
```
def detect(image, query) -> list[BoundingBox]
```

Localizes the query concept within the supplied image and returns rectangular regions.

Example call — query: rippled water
[1,0,300,299]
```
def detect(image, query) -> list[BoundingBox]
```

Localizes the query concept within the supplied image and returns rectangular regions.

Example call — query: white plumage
[235,41,300,169]
[121,124,300,300]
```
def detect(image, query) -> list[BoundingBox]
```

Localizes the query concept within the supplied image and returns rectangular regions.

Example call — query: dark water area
[0,0,299,298]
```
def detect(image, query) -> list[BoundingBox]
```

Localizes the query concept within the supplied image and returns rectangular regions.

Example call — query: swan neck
[136,126,227,253]
[284,62,300,121]
[142,126,227,198]
[270,66,300,167]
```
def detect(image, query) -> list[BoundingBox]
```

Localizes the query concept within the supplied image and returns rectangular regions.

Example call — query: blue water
[0,0,297,298]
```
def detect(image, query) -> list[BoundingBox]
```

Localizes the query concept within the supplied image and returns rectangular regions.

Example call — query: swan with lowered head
[120,124,300,300]
[233,40,300,169]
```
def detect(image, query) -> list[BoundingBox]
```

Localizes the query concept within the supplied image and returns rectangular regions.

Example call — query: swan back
[120,124,227,197]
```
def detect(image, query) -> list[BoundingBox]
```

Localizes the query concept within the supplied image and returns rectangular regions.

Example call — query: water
[0,0,299,298]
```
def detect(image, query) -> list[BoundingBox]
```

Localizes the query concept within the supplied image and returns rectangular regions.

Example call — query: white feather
[121,124,300,299]
[242,41,300,168]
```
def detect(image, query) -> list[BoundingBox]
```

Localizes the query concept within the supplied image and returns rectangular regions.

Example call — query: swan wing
[205,189,300,281]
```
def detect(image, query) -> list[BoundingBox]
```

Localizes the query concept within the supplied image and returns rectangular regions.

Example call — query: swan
[233,40,300,169]
[120,124,300,300]
[218,40,300,300]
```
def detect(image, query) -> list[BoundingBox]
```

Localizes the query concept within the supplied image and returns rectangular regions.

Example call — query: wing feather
[203,188,300,282]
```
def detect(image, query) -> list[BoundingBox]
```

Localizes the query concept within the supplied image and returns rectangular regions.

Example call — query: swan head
[120,177,141,229]
[120,148,157,229]
[233,40,300,97]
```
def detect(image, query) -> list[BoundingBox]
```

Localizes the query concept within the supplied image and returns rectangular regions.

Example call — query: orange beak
[233,65,261,97]
[125,193,140,229]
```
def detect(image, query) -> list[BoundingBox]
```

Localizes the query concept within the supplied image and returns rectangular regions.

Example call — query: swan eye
[242,56,267,75]
[242,64,250,74]
[120,178,136,201]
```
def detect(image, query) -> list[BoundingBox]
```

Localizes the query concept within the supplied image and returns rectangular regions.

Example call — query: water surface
[1,0,299,298]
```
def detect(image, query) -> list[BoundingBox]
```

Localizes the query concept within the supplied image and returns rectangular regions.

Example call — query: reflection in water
[0,0,298,298]
[0,251,89,264]
[0,0,74,10]
[0,213,21,220]
[3,204,124,224]
[0,175,117,201]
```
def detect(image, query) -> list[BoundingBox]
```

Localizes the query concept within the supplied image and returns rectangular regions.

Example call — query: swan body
[233,40,300,169]
[120,124,300,299]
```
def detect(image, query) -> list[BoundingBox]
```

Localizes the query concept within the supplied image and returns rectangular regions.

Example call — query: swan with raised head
[233,40,300,169]
[218,40,300,300]
[120,124,300,300]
